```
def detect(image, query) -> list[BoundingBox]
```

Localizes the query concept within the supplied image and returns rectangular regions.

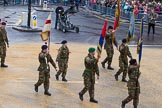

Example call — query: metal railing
[0,0,55,5]
[86,2,162,24]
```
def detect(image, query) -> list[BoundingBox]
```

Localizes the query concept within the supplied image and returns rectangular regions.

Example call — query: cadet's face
[43,49,47,53]
[108,29,113,32]
[92,52,95,56]
[1,25,6,29]
[134,62,137,65]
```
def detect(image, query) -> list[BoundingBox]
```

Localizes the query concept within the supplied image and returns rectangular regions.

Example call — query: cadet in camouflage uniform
[79,47,99,103]
[34,45,57,96]
[0,22,9,67]
[55,40,69,82]
[121,59,141,108]
[114,39,132,82]
[101,26,118,70]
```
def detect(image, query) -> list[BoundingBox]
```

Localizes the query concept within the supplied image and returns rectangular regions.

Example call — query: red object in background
[90,0,96,4]
[134,5,139,15]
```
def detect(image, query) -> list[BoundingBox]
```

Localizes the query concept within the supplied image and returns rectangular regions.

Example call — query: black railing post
[27,0,31,28]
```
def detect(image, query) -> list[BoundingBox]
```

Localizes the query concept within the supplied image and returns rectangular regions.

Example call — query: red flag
[40,13,52,41]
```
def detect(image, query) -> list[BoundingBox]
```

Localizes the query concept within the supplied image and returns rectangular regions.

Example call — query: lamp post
[27,0,31,28]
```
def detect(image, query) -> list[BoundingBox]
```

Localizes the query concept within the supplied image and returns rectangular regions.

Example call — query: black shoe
[134,105,137,108]
[101,62,105,68]
[1,64,8,68]
[114,74,118,81]
[44,91,51,96]
[90,98,98,103]
[34,85,38,92]
[55,75,59,80]
[122,79,127,82]
[121,101,125,108]
[107,66,114,70]
[62,78,67,82]
[79,92,83,101]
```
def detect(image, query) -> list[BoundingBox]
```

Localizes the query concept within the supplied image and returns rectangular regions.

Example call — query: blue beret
[61,40,67,44]
[129,59,137,65]
[122,39,127,43]
[1,22,6,25]
[41,45,48,50]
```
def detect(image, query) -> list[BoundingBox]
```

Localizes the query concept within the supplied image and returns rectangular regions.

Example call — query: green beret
[88,47,95,53]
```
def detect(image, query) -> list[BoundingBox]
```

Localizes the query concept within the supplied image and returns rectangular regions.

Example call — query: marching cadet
[101,26,118,70]
[55,40,69,82]
[0,22,9,67]
[114,39,132,82]
[79,47,99,103]
[34,45,57,96]
[121,59,141,108]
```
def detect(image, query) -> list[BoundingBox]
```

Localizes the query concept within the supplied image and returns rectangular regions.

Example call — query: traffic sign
[43,1,47,10]
[32,15,37,28]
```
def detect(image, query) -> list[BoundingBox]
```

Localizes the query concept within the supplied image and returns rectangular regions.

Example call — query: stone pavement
[0,42,162,108]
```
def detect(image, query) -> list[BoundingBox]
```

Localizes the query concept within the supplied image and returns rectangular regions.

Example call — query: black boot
[134,105,137,108]
[121,101,125,108]
[55,74,59,80]
[101,62,105,68]
[62,77,67,82]
[34,85,38,92]
[122,79,127,82]
[90,98,98,103]
[1,64,8,68]
[79,92,83,101]
[107,65,114,70]
[44,90,51,96]
[114,74,118,81]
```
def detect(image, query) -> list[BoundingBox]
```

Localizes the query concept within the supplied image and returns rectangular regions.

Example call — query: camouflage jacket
[119,43,132,63]
[127,65,141,89]
[104,31,118,50]
[56,45,69,62]
[0,27,9,46]
[82,54,99,77]
[38,52,57,72]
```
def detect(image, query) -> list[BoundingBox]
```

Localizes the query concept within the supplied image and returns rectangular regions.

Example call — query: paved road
[0,5,161,46]
[0,43,162,108]
[0,6,25,26]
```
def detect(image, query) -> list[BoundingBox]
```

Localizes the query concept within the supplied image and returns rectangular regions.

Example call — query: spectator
[3,0,8,6]
[55,4,64,29]
[147,9,158,37]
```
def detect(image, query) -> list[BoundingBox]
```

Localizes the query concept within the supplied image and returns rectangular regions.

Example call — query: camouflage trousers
[102,49,114,66]
[80,75,95,98]
[0,45,6,64]
[56,59,68,78]
[115,58,128,80]
[123,89,140,107]
[35,70,50,91]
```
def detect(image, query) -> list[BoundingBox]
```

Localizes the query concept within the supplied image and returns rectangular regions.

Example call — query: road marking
[15,10,37,26]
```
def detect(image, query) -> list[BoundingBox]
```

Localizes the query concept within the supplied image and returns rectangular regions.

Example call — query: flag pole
[48,12,53,51]
[48,31,50,50]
